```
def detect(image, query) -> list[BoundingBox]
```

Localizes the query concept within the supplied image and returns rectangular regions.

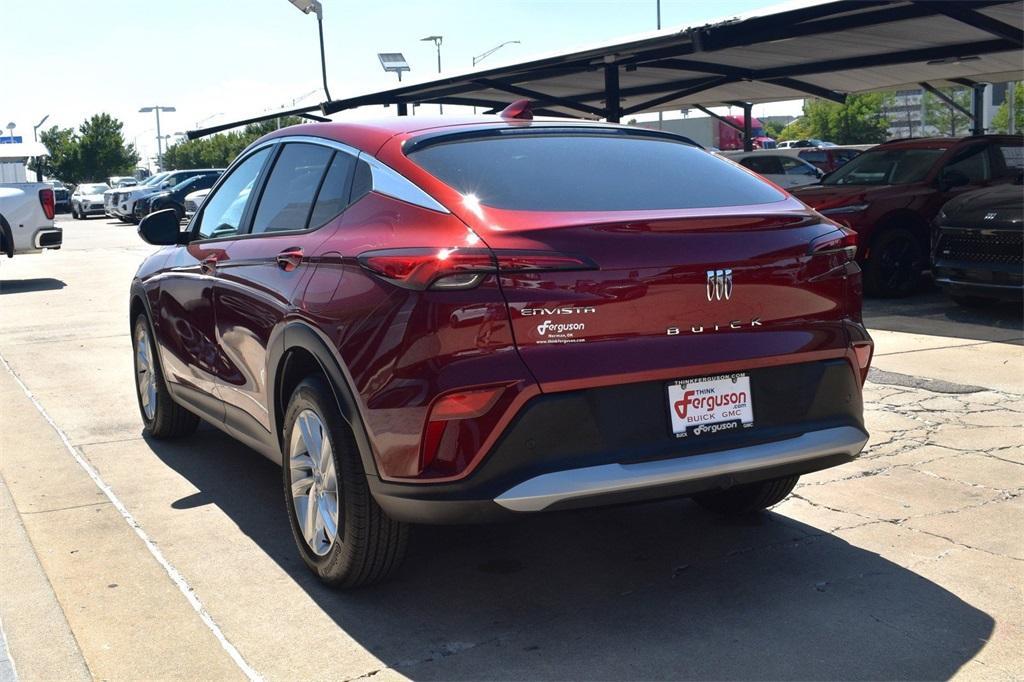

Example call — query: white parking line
[0,353,261,682]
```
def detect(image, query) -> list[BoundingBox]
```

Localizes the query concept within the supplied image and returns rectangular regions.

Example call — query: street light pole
[287,0,331,101]
[421,35,444,114]
[31,114,50,181]
[472,40,520,67]
[139,106,176,172]
[32,114,49,142]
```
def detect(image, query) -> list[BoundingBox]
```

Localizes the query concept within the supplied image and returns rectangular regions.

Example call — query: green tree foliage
[76,113,139,182]
[777,94,892,144]
[28,114,138,183]
[760,119,785,140]
[30,126,78,180]
[991,83,1023,134]
[923,88,972,137]
[163,116,305,170]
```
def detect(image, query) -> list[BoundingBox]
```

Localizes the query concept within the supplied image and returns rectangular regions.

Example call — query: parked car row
[103,168,222,223]
[722,135,1022,303]
[793,135,1022,299]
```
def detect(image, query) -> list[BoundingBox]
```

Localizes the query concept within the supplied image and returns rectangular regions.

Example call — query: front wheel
[863,228,925,298]
[132,314,199,438]
[283,376,408,588]
[692,475,799,515]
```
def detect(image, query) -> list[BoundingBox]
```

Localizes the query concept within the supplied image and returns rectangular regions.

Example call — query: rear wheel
[132,314,199,438]
[283,376,408,588]
[864,228,925,298]
[692,475,799,515]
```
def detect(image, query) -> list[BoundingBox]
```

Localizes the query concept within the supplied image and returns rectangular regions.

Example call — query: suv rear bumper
[369,358,867,523]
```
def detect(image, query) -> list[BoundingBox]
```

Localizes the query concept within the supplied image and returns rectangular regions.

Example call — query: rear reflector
[39,188,55,220]
[853,341,873,384]
[420,386,506,473]
[359,247,596,290]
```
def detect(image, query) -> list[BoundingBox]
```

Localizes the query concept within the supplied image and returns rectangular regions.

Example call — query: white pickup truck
[0,143,63,259]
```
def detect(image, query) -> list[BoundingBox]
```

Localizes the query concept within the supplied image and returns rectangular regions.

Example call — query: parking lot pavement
[1,216,1021,680]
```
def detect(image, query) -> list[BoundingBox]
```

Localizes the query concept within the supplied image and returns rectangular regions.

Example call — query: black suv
[134,172,223,221]
[933,175,1023,306]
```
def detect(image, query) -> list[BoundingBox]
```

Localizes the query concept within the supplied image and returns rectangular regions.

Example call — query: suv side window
[945,144,991,184]
[251,143,334,234]
[740,155,784,175]
[196,148,272,240]
[995,144,1024,175]
[798,150,827,165]
[781,157,818,176]
[308,152,359,228]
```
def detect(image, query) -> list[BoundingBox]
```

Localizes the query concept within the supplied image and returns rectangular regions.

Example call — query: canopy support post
[972,83,987,135]
[397,102,408,116]
[604,65,621,123]
[742,102,753,151]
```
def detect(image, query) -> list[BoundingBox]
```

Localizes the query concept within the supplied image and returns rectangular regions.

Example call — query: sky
[6,0,805,169]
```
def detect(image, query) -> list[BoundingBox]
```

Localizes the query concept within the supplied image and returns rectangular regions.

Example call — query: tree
[777,94,891,144]
[991,82,1023,134]
[163,116,305,170]
[76,114,139,182]
[30,126,78,181]
[923,88,972,137]
[28,114,137,183]
[760,119,785,140]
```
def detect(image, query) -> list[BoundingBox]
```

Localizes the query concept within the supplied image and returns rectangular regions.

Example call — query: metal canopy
[189,0,1023,139]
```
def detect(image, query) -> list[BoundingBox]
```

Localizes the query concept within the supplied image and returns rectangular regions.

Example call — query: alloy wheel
[135,323,157,421]
[289,409,341,556]
[878,234,921,293]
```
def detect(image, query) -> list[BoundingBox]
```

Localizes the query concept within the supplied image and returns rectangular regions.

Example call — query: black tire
[71,205,80,220]
[282,376,408,588]
[863,227,925,298]
[131,314,199,438]
[950,295,993,308]
[692,475,799,516]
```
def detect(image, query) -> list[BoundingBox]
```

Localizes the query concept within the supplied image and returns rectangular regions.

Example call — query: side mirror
[939,169,970,191]
[138,209,187,246]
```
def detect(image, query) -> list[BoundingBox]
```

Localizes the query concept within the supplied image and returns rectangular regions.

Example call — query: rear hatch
[405,127,859,391]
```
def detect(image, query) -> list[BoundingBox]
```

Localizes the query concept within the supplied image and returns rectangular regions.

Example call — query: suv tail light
[808,227,857,260]
[39,188,55,220]
[807,227,858,282]
[358,247,596,290]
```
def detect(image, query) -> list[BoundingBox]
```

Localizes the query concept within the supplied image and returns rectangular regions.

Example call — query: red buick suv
[131,112,873,587]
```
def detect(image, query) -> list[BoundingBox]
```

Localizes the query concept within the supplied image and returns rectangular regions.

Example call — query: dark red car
[131,112,873,587]
[794,135,1023,297]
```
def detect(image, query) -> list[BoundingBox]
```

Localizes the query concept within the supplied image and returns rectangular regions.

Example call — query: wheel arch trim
[267,320,380,479]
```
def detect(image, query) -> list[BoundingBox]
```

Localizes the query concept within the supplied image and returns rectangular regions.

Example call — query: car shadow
[148,425,993,680]
[0,278,67,295]
[864,286,1022,344]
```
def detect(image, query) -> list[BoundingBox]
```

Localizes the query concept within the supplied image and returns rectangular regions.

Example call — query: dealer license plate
[667,373,754,438]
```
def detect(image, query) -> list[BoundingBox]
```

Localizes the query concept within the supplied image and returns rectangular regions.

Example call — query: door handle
[200,255,220,274]
[276,248,304,272]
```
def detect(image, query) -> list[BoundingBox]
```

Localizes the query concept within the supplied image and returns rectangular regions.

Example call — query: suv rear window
[407,132,785,211]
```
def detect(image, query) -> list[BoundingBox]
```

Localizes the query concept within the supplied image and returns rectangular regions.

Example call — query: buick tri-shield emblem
[706,269,733,301]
